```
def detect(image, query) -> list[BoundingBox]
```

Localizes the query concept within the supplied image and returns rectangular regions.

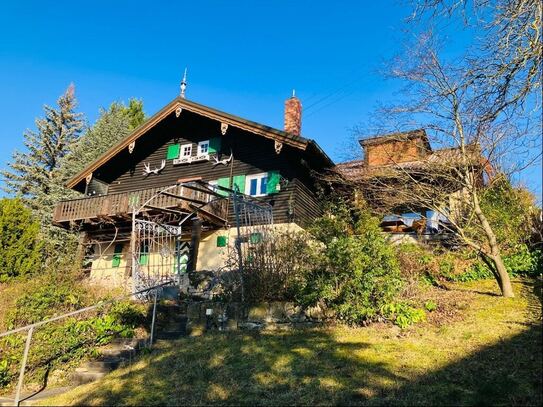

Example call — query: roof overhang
[67,97,333,189]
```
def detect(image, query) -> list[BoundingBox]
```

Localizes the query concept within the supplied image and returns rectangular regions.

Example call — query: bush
[381,302,426,329]
[0,269,146,390]
[296,200,403,325]
[0,198,43,282]
[445,245,542,282]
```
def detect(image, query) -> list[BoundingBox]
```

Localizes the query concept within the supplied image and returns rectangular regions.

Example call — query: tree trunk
[472,188,514,297]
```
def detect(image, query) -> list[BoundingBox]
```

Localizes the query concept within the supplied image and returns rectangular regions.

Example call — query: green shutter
[249,232,262,244]
[217,236,228,247]
[139,242,149,265]
[209,137,221,154]
[232,175,246,193]
[266,171,281,194]
[216,177,230,197]
[166,144,180,159]
[112,244,123,268]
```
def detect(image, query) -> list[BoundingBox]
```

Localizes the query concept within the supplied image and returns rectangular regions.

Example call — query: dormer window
[198,140,209,156]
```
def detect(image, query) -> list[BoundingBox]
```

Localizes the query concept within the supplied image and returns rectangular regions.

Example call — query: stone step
[71,370,107,385]
[155,330,185,340]
[79,358,121,373]
[99,345,136,359]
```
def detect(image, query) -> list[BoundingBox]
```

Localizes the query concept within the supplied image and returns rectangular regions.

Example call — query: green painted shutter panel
[249,232,262,244]
[167,144,180,159]
[208,137,221,154]
[266,171,281,194]
[139,242,149,265]
[217,236,228,247]
[217,177,230,197]
[112,244,123,268]
[232,175,246,193]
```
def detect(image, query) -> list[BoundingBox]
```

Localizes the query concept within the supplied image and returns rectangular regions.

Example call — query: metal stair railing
[0,280,173,406]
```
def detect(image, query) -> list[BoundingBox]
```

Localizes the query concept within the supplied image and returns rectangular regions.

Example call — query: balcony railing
[53,182,228,225]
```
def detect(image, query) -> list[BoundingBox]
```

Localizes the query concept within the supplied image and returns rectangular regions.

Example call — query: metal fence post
[149,289,158,348]
[14,326,34,406]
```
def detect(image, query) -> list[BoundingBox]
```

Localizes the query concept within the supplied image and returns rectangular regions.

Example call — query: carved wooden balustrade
[53,182,228,226]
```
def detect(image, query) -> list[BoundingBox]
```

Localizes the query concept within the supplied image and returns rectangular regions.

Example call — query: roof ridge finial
[292,89,296,98]
[180,68,188,98]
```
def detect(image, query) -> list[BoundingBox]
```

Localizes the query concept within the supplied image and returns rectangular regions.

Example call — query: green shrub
[447,245,542,282]
[381,302,426,329]
[0,198,43,282]
[424,300,438,312]
[5,277,85,328]
[296,200,403,325]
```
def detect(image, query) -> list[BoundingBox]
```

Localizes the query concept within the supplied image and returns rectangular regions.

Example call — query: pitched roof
[335,144,484,182]
[67,97,333,189]
[359,129,431,151]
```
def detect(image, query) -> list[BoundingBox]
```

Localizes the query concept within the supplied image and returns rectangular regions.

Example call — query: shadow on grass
[65,319,542,406]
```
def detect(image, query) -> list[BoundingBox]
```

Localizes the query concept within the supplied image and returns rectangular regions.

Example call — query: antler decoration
[143,160,166,176]
[212,151,233,167]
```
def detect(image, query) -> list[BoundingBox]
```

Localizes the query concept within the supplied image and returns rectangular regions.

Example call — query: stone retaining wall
[185,301,327,335]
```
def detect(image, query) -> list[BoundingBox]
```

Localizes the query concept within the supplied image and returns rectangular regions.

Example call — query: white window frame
[245,173,268,197]
[197,140,210,156]
[180,143,192,157]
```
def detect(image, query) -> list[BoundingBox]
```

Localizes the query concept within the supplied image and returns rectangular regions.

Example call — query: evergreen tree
[1,85,84,253]
[60,99,145,181]
[0,198,43,282]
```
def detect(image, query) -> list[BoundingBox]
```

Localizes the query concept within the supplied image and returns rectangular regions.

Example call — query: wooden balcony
[53,182,228,227]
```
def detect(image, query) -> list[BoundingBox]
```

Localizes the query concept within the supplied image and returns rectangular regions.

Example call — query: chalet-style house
[53,93,332,288]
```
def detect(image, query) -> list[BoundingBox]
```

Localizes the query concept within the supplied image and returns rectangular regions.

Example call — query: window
[245,173,268,197]
[198,140,209,156]
[181,143,192,157]
[112,243,123,268]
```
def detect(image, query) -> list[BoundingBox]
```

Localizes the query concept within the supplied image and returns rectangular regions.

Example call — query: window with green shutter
[249,232,262,244]
[208,137,221,154]
[232,174,246,193]
[217,236,228,247]
[112,243,123,268]
[166,144,180,159]
[266,171,281,194]
[139,241,149,265]
[216,177,230,197]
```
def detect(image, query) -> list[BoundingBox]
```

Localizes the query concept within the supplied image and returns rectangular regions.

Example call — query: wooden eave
[67,97,332,189]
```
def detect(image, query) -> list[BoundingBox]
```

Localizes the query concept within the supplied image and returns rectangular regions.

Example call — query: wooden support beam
[159,190,207,205]
[143,204,189,216]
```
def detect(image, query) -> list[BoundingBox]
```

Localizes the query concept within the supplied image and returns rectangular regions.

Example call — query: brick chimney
[284,92,302,136]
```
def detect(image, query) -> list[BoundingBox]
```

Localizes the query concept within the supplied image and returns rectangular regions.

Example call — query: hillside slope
[43,279,542,406]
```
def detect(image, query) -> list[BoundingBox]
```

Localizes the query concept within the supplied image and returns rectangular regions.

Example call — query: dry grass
[42,278,542,406]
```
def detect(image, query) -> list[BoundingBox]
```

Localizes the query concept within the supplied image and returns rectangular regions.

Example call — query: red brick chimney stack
[284,90,302,136]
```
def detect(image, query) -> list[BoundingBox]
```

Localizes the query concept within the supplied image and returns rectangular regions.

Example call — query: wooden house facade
[54,95,333,287]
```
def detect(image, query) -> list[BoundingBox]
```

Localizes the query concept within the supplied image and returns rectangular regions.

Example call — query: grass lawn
[42,279,542,406]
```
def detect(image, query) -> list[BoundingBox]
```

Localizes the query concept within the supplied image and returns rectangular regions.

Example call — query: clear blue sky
[0,1,540,199]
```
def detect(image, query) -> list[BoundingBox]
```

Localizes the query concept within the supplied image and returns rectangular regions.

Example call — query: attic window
[198,140,209,155]
[181,144,192,157]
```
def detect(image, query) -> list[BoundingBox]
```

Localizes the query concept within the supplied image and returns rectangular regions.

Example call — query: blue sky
[0,1,540,199]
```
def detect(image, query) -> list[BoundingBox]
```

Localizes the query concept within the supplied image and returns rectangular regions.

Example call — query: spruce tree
[60,99,145,181]
[1,84,84,252]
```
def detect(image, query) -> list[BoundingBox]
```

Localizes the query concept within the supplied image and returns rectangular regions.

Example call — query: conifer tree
[60,99,145,181]
[1,84,84,252]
